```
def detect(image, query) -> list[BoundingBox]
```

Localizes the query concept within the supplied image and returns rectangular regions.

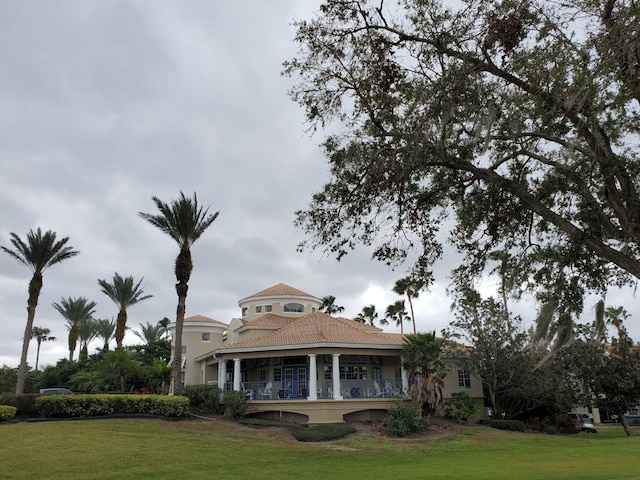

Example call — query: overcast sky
[1,1,637,370]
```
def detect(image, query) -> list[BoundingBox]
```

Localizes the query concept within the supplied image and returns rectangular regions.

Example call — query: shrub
[292,423,356,442]
[182,385,223,414]
[2,394,40,417]
[443,392,479,423]
[36,394,189,418]
[545,425,560,435]
[485,419,526,432]
[557,415,580,434]
[0,405,17,421]
[383,400,425,437]
[222,390,249,419]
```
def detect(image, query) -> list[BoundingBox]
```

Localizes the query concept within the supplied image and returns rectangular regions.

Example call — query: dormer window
[242,307,247,317]
[284,303,303,313]
[256,306,262,313]
[265,305,272,312]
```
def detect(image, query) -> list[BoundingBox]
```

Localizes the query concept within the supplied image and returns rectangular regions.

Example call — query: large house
[174,283,484,424]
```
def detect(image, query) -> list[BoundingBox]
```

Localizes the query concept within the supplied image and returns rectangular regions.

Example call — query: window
[181,345,187,355]
[242,307,247,317]
[273,368,282,382]
[324,366,332,380]
[458,369,471,389]
[284,303,303,313]
[340,366,367,380]
[256,306,262,313]
[201,332,210,342]
[258,369,267,382]
[265,305,272,312]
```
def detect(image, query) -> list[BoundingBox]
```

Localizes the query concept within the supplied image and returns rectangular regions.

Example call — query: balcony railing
[236,379,403,401]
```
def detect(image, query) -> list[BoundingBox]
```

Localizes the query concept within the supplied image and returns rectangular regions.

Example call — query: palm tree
[1,228,79,393]
[77,316,99,361]
[385,300,411,334]
[402,331,447,415]
[158,317,171,340]
[604,305,629,337]
[31,326,56,371]
[320,295,345,314]
[94,318,117,352]
[98,273,153,349]
[139,191,219,394]
[393,276,425,334]
[134,321,165,343]
[355,304,385,326]
[53,296,97,361]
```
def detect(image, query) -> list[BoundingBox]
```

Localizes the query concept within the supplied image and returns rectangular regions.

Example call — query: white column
[308,354,317,400]
[401,365,409,396]
[332,354,343,400]
[233,358,241,391]
[218,359,227,390]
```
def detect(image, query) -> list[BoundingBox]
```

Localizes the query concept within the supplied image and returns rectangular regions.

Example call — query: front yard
[1,418,638,479]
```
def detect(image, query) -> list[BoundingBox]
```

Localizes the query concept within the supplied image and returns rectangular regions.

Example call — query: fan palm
[385,300,411,334]
[53,296,97,361]
[320,295,345,314]
[139,191,219,394]
[1,228,79,393]
[393,277,425,334]
[158,317,171,340]
[31,326,56,371]
[402,331,447,415]
[98,273,152,349]
[94,318,117,352]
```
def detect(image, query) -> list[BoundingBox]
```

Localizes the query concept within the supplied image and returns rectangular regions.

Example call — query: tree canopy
[285,0,640,322]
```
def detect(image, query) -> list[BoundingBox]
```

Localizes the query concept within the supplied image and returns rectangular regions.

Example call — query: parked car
[567,413,597,433]
[39,388,72,395]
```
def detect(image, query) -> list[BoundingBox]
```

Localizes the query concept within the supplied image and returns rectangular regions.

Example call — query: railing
[237,379,403,400]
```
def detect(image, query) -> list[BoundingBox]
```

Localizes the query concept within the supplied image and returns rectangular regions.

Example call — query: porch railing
[238,379,403,400]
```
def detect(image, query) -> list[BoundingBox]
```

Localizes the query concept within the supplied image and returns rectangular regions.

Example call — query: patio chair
[371,380,384,397]
[241,383,253,400]
[258,382,272,399]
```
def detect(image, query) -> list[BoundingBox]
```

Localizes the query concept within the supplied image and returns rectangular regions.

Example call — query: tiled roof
[184,314,227,326]
[243,313,298,328]
[220,311,405,350]
[244,283,315,299]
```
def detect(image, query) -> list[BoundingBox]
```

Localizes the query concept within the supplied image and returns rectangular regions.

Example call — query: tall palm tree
[320,295,345,314]
[604,305,629,337]
[158,317,171,340]
[1,228,79,393]
[31,326,56,371]
[139,191,219,394]
[98,273,153,349]
[77,316,99,361]
[385,300,411,334]
[94,318,117,352]
[355,304,385,326]
[393,276,425,334]
[134,321,165,343]
[53,296,97,361]
[402,331,447,415]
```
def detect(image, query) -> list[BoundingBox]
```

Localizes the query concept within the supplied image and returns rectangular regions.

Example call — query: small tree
[31,327,56,371]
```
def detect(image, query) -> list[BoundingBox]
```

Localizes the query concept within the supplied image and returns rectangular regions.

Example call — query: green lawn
[1,419,638,480]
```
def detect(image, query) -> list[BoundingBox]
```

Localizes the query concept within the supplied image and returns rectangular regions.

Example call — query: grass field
[1,419,639,480]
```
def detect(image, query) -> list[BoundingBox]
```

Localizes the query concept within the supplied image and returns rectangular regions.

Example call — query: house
[175,283,484,424]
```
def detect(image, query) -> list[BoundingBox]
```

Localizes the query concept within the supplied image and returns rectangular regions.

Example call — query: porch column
[401,365,409,395]
[308,354,317,400]
[218,359,227,390]
[233,358,241,391]
[332,354,343,400]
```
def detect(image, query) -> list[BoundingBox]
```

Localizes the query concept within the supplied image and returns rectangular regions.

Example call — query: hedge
[0,405,17,421]
[36,394,190,419]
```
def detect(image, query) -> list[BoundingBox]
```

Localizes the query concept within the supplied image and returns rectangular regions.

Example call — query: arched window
[284,302,304,313]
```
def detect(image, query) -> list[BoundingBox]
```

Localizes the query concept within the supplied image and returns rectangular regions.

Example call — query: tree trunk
[16,273,42,394]
[115,309,128,349]
[172,282,189,395]
[35,339,42,371]
[617,411,634,437]
[407,293,416,334]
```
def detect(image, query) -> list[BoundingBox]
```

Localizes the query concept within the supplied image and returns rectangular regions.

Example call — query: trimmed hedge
[0,405,17,421]
[36,394,190,419]
[485,419,526,432]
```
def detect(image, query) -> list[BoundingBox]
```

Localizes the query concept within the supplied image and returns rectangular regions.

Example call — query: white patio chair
[258,382,272,399]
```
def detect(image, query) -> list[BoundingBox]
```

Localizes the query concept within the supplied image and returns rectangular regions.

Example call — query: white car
[568,413,597,433]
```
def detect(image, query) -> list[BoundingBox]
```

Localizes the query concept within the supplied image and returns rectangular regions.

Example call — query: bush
[2,394,40,417]
[383,400,425,437]
[36,394,189,418]
[222,390,249,419]
[485,419,526,432]
[557,415,580,434]
[292,423,356,442]
[545,425,560,435]
[182,385,224,414]
[0,405,17,421]
[443,392,479,423]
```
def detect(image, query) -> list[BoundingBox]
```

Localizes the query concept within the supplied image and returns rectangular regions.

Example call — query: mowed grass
[1,419,639,480]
